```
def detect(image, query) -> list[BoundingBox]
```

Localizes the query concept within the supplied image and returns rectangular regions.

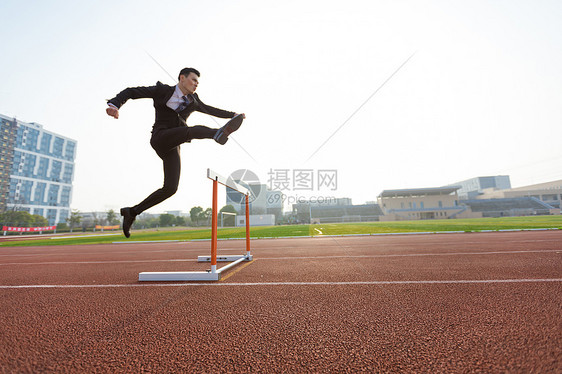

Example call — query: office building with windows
[449,176,511,199]
[0,114,77,225]
[0,116,18,210]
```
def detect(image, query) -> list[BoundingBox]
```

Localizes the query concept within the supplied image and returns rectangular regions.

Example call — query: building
[0,114,77,225]
[165,210,190,217]
[474,179,562,209]
[449,176,511,199]
[265,190,283,223]
[0,116,18,210]
[461,197,558,217]
[378,187,479,221]
[226,183,284,222]
[377,180,560,220]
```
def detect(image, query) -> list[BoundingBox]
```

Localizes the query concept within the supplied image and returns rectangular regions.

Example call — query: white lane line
[1,279,561,289]
[0,247,240,259]
[0,259,198,266]
[112,240,181,244]
[1,249,559,266]
[51,234,121,240]
[259,249,562,260]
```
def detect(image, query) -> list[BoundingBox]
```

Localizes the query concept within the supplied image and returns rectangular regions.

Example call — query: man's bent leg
[121,147,181,237]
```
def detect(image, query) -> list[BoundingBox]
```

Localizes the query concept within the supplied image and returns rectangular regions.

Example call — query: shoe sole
[224,114,244,135]
[216,134,228,145]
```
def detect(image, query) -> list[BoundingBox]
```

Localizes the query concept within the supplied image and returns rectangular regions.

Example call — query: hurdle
[138,168,253,281]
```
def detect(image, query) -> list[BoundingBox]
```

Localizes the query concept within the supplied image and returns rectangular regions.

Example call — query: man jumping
[106,67,244,238]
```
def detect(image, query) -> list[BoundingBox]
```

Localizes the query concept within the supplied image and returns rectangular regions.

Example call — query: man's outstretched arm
[193,94,240,119]
[106,84,161,119]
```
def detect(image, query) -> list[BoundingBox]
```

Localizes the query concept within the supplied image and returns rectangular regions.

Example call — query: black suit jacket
[108,82,235,132]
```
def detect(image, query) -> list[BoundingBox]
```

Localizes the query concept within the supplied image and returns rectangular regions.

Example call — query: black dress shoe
[120,207,136,238]
[214,114,244,145]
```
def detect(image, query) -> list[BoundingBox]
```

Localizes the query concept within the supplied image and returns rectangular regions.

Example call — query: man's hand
[106,106,119,119]
[236,113,246,119]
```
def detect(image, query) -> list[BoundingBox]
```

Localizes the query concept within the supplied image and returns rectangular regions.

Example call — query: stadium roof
[378,186,461,198]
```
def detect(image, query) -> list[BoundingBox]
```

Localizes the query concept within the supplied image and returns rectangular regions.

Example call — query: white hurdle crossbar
[139,169,253,281]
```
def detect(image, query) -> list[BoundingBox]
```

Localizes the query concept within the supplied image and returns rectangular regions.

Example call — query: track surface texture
[1,230,561,373]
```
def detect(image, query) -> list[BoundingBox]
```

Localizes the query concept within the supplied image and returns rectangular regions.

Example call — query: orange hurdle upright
[246,194,250,256]
[211,178,218,273]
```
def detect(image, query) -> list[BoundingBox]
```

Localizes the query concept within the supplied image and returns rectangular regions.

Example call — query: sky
[1,0,561,214]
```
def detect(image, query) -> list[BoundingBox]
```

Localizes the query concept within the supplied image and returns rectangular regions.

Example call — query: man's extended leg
[151,117,244,148]
[149,126,217,151]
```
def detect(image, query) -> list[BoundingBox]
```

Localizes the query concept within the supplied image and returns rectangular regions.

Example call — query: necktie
[175,94,192,113]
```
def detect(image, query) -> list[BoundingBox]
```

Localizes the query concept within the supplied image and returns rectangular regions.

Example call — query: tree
[0,210,48,228]
[219,205,237,227]
[190,206,203,226]
[159,213,175,227]
[106,209,119,226]
[200,208,212,225]
[175,215,186,226]
[135,215,159,229]
[31,214,48,227]
[92,212,105,227]
[67,209,82,232]
[57,222,68,230]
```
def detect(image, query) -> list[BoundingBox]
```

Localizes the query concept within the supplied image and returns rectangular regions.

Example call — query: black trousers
[131,125,216,214]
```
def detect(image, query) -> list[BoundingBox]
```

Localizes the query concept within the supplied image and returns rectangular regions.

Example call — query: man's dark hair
[178,67,200,81]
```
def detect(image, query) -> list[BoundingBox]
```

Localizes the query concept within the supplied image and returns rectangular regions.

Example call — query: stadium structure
[377,186,478,221]
[377,178,560,221]
[214,174,561,224]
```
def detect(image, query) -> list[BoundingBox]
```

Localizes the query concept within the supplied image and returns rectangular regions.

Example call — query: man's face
[179,72,199,94]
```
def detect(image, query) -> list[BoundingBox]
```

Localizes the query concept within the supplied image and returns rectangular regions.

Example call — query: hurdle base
[139,255,252,282]
[197,254,253,262]
[138,271,221,282]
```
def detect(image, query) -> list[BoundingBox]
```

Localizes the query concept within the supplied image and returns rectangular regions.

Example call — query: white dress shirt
[166,85,191,111]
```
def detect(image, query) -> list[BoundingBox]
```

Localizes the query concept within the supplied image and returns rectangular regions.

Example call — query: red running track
[0,230,561,372]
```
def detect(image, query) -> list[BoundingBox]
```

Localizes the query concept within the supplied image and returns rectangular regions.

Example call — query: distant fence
[95,225,120,231]
[3,225,57,235]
